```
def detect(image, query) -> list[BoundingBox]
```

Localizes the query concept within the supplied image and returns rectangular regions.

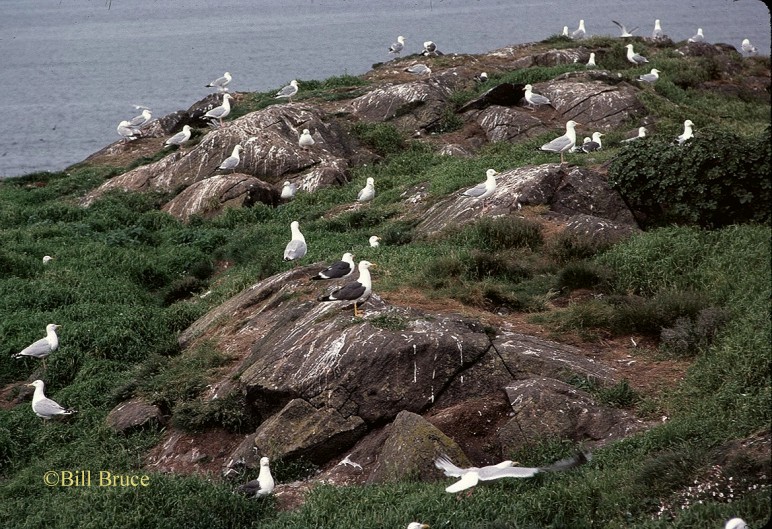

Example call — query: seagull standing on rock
[741,38,758,55]
[280,181,297,200]
[299,129,315,149]
[117,120,140,141]
[128,108,152,127]
[318,260,375,317]
[541,120,580,163]
[652,19,664,39]
[217,144,243,173]
[206,71,232,92]
[462,169,498,211]
[389,35,406,56]
[204,93,233,127]
[524,84,552,110]
[312,252,355,280]
[164,125,192,148]
[586,52,597,68]
[688,28,704,43]
[275,80,299,102]
[404,63,432,76]
[283,221,307,263]
[236,457,275,498]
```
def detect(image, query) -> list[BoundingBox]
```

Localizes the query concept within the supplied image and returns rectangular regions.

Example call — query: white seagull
[541,120,580,163]
[164,125,192,148]
[236,457,275,498]
[652,19,664,40]
[462,168,498,209]
[276,80,299,102]
[612,20,639,37]
[280,181,297,200]
[12,324,60,368]
[561,26,569,37]
[676,119,694,145]
[369,235,381,248]
[741,38,758,56]
[204,93,233,127]
[42,255,54,264]
[117,120,140,141]
[725,518,747,529]
[625,44,649,65]
[621,126,647,143]
[206,71,232,92]
[283,221,307,262]
[405,63,432,75]
[218,144,243,172]
[299,128,315,149]
[571,19,586,39]
[688,28,704,43]
[128,108,152,127]
[389,35,406,56]
[407,524,430,529]
[27,380,77,420]
[312,252,356,281]
[357,177,375,203]
[524,84,552,110]
[318,260,375,317]
[638,68,660,83]
[586,52,597,68]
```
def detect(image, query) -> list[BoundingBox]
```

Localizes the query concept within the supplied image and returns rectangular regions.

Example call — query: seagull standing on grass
[206,71,232,92]
[236,457,275,498]
[638,68,660,83]
[369,235,381,248]
[688,28,704,43]
[586,52,597,68]
[317,260,375,317]
[725,518,747,529]
[389,36,406,56]
[524,84,552,110]
[407,524,430,529]
[280,181,297,200]
[12,324,60,368]
[299,129,315,149]
[561,26,569,37]
[612,20,638,37]
[541,120,580,163]
[571,19,586,39]
[283,221,307,263]
[217,144,243,172]
[276,80,299,102]
[42,255,54,264]
[581,132,604,152]
[676,119,694,145]
[621,126,647,142]
[312,252,355,280]
[357,177,375,203]
[27,380,77,421]
[164,125,192,148]
[625,44,649,65]
[204,93,233,127]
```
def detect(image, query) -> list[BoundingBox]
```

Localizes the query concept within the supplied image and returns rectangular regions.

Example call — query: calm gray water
[0,0,769,178]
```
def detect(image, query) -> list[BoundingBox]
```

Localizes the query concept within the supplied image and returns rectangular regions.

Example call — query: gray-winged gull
[571,19,586,39]
[299,129,315,149]
[541,120,580,163]
[586,52,597,68]
[206,71,232,92]
[283,221,307,262]
[312,252,355,280]
[621,126,647,142]
[276,80,299,102]
[218,144,243,172]
[164,125,192,148]
[27,379,76,420]
[204,93,233,127]
[612,20,638,37]
[625,44,649,65]
[688,28,704,43]
[318,260,375,317]
[462,169,498,210]
[434,451,590,493]
[389,35,406,56]
[280,181,297,200]
[676,119,694,145]
[524,84,552,110]
[369,235,381,248]
[13,324,60,368]
[117,120,140,141]
[357,177,375,203]
[581,132,604,152]
[652,19,664,39]
[638,68,660,83]
[405,63,431,75]
[236,457,275,498]
[128,109,152,127]
[741,39,758,55]
[725,518,747,529]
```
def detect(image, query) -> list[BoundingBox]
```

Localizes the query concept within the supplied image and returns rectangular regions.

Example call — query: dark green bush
[350,122,405,155]
[459,216,543,252]
[556,261,605,290]
[659,306,730,358]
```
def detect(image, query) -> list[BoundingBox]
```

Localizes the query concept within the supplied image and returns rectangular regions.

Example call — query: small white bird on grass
[276,80,299,102]
[12,324,60,368]
[369,235,381,248]
[27,380,77,421]
[621,126,647,143]
[652,19,664,40]
[317,260,375,317]
[280,181,297,200]
[541,120,580,164]
[586,52,597,68]
[688,28,705,43]
[462,169,498,211]
[571,19,586,39]
[299,129,315,149]
[164,125,192,148]
[638,68,660,83]
[389,35,406,56]
[676,119,694,145]
[524,84,552,110]
[217,144,243,173]
[312,252,355,281]
[283,221,307,263]
[625,44,649,65]
[206,71,232,92]
[357,177,375,203]
[612,20,638,37]
[236,457,275,498]
[204,93,233,127]
[741,38,758,56]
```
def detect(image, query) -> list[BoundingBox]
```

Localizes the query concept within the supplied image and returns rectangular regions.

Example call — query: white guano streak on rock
[301,333,347,384]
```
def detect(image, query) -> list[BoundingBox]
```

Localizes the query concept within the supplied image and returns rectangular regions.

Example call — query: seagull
[625,44,649,65]
[369,235,381,248]
[524,84,552,110]
[561,26,569,37]
[280,181,297,200]
[27,380,77,421]
[541,120,580,163]
[434,451,590,493]
[357,177,375,203]
[581,132,604,152]
[389,35,406,56]
[404,63,431,75]
[741,38,758,55]
[206,71,232,92]
[12,324,60,368]
[318,260,375,317]
[688,28,704,43]
[218,144,243,172]
[236,457,275,498]
[612,20,639,37]
[337,454,363,470]
[422,41,441,57]
[652,19,664,39]
[283,221,307,262]
[474,72,489,83]
[42,255,54,264]
[462,169,498,210]
[311,252,355,280]
[128,108,152,127]
[407,524,429,529]
[299,129,315,149]
[571,19,586,39]
[725,518,748,529]
[276,80,299,102]
[638,68,660,83]
[621,126,647,142]
[571,137,591,153]
[676,119,694,145]
[164,125,192,148]
[117,120,140,141]
[586,52,597,68]
[204,93,233,127]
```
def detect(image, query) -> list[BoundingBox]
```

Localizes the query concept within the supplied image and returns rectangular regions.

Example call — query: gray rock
[105,398,164,434]
[564,214,640,244]
[474,105,546,142]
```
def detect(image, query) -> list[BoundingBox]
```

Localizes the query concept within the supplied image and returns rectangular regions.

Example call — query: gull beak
[27,383,35,387]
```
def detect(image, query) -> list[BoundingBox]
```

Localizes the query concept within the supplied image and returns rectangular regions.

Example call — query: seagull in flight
[612,20,639,37]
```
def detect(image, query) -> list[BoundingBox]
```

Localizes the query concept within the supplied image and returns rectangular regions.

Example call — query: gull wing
[434,455,466,477]
[19,338,51,358]
[477,464,540,481]
[283,240,307,261]
[446,471,479,493]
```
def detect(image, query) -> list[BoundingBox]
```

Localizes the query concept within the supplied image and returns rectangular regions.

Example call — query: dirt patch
[143,427,244,476]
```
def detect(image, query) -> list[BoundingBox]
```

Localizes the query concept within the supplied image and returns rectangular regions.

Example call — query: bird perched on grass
[621,126,647,143]
[462,169,498,210]
[404,63,431,76]
[434,451,590,493]
[276,80,299,102]
[389,35,406,56]
[571,19,586,39]
[369,235,381,248]
[27,380,77,421]
[164,125,192,148]
[580,131,604,152]
[688,28,704,43]
[357,177,375,203]
[586,52,597,68]
[612,20,638,37]
[204,93,233,127]
[42,255,54,264]
[236,457,275,498]
[280,181,297,200]
[637,68,660,83]
[317,260,375,317]
[12,324,60,368]
[312,252,355,280]
[561,26,569,37]
[741,38,758,56]
[725,518,747,529]
[407,524,429,529]
[474,72,489,83]
[541,120,580,163]
[206,71,232,92]
[523,84,552,110]
[676,119,694,145]
[283,221,307,263]
[625,44,649,65]
[217,144,243,173]
[299,129,315,149]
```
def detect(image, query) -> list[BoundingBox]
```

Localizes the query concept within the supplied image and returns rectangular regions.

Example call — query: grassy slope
[0,37,770,528]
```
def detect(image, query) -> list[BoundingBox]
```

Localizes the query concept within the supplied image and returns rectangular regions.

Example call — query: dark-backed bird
[12,324,60,368]
[283,221,307,262]
[312,252,355,280]
[317,260,375,317]
[27,380,77,420]
[541,120,580,163]
[236,457,275,498]
[421,40,441,56]
[580,132,604,152]
[206,71,232,92]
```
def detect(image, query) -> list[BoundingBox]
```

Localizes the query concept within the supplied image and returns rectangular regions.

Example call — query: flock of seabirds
[10,14,762,529]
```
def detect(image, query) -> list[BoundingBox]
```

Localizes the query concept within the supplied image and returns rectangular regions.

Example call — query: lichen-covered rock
[105,398,164,434]
[474,105,546,142]
[563,213,640,244]
[540,78,645,129]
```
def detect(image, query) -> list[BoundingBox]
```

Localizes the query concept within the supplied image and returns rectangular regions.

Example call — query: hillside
[1,35,770,529]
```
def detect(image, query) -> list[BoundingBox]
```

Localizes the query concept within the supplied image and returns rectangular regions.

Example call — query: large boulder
[105,398,165,434]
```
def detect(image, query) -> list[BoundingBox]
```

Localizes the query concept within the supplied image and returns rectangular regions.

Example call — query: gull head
[259,457,270,467]
[486,169,498,179]
[28,380,45,390]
